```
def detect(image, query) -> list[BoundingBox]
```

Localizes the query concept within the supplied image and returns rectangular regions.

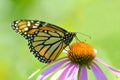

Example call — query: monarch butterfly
[11,20,76,63]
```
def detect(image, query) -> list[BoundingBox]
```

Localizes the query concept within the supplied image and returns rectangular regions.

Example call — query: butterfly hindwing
[28,30,67,63]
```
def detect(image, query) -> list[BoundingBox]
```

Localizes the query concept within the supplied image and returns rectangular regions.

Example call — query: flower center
[68,42,95,65]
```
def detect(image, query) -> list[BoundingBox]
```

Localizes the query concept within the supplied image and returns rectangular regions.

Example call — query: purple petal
[80,65,88,80]
[58,63,72,79]
[67,64,77,78]
[95,57,120,76]
[50,62,71,80]
[37,59,69,80]
[90,62,107,80]
[58,63,75,80]
[68,64,79,80]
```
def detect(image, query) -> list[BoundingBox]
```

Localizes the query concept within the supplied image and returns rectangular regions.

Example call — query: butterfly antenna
[75,35,81,42]
[75,32,91,42]
[77,32,91,39]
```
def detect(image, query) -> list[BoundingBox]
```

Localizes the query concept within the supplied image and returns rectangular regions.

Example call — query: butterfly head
[63,32,76,45]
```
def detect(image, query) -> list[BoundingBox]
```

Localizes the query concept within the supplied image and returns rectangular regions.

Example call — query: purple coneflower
[29,42,120,80]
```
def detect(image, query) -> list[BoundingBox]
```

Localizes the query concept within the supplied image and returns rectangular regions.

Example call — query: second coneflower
[29,42,120,80]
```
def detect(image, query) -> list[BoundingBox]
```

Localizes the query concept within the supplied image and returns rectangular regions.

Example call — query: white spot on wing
[19,30,22,32]
[35,23,39,26]
[27,21,31,26]
[16,27,18,30]
[33,26,38,28]
[24,27,28,31]
[15,24,17,27]
[24,32,27,34]
[15,20,20,23]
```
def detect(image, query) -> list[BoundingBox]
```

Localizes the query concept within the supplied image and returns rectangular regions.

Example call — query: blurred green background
[0,0,120,80]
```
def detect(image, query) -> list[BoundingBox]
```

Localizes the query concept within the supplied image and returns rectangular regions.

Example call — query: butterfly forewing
[11,20,76,63]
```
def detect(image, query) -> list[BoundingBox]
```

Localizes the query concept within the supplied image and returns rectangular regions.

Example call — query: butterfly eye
[11,20,76,63]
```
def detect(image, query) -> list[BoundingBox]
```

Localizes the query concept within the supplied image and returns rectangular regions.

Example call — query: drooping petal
[80,65,88,80]
[58,63,75,80]
[90,62,107,80]
[68,65,79,80]
[37,59,69,80]
[95,57,120,76]
[50,62,71,80]
[28,56,68,79]
[28,68,40,79]
[66,64,76,78]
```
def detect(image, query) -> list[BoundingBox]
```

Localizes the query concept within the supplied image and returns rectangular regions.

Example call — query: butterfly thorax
[63,32,76,45]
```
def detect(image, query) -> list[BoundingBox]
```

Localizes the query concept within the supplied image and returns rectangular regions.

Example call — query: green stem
[86,63,90,69]
[77,65,82,80]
